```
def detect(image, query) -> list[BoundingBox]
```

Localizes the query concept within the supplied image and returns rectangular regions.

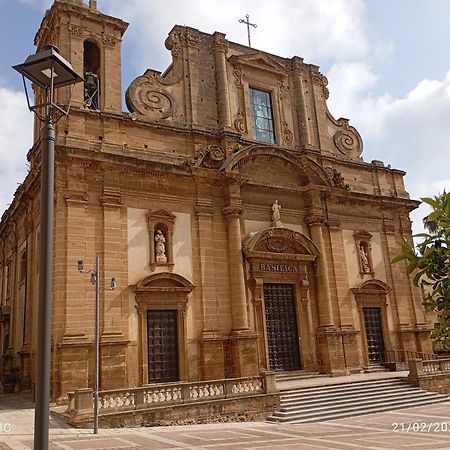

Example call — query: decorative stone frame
[352,279,392,367]
[243,228,319,373]
[147,209,176,271]
[134,272,194,385]
[354,230,374,276]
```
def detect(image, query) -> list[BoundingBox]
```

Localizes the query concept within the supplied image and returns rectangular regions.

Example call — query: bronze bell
[84,72,98,92]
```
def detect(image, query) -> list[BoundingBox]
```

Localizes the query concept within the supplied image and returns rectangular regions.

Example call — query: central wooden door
[363,307,385,363]
[264,283,301,371]
[147,310,178,383]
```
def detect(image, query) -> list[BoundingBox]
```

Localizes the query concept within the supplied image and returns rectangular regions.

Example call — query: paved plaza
[1,393,450,449]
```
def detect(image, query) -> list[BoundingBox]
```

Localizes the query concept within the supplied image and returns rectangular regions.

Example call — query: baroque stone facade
[0,0,433,403]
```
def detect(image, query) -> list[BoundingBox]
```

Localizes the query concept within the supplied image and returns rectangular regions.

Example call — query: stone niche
[147,209,176,271]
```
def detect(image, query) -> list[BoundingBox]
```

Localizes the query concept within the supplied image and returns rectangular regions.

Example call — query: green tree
[393,191,450,349]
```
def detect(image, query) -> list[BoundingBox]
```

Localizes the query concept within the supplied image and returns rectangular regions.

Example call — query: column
[223,206,249,332]
[306,215,334,328]
[306,212,346,374]
[213,32,232,130]
[223,204,258,377]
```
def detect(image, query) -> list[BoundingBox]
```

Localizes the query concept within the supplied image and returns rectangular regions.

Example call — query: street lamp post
[77,258,116,434]
[13,45,83,450]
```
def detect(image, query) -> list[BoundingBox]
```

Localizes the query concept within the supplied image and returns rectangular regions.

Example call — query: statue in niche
[155,229,167,263]
[359,243,371,273]
[272,200,283,228]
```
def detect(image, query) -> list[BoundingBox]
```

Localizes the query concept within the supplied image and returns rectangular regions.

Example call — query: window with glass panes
[249,88,275,144]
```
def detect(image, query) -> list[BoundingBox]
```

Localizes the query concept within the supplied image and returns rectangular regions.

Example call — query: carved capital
[222,205,244,218]
[213,32,228,53]
[305,213,325,226]
[102,33,117,48]
[195,203,214,216]
[64,191,89,203]
[68,24,86,39]
[99,193,123,206]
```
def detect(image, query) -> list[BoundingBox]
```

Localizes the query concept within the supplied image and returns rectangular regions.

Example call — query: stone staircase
[267,377,450,423]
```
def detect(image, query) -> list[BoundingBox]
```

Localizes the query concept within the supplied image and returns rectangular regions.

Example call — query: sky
[0,0,449,234]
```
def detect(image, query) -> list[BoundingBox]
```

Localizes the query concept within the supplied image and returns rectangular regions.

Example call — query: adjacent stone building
[0,0,433,403]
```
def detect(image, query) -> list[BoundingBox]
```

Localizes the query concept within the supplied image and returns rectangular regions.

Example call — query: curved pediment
[352,279,391,295]
[136,272,194,293]
[243,227,319,259]
[220,145,333,188]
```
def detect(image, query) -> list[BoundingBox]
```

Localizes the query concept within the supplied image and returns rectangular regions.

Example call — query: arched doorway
[352,280,392,365]
[134,272,194,384]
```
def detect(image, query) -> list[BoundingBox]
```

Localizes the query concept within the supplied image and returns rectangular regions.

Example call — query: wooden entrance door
[264,283,301,371]
[147,310,178,383]
[363,307,385,363]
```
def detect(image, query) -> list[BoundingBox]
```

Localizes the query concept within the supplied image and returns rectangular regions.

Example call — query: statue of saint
[272,200,283,227]
[359,244,370,272]
[155,229,167,263]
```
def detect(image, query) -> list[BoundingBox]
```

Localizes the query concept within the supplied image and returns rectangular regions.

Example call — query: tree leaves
[394,191,450,349]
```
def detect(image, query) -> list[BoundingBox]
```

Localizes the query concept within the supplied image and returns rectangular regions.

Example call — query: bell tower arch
[34,0,128,113]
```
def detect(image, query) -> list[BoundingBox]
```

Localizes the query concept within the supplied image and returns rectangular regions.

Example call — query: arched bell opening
[83,40,101,109]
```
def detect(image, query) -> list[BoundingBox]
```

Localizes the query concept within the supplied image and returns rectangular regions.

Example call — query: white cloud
[102,0,373,74]
[0,86,33,216]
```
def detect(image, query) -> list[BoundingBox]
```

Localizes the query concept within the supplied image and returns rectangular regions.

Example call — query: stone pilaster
[100,190,126,340]
[195,201,225,380]
[62,191,89,342]
[291,56,311,146]
[213,32,232,130]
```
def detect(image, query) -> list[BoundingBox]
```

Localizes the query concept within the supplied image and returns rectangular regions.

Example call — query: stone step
[280,378,406,395]
[276,390,442,416]
[281,385,424,406]
[275,371,322,381]
[267,397,450,424]
[267,378,450,423]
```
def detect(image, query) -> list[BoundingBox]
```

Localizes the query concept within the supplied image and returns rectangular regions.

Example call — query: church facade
[0,0,432,402]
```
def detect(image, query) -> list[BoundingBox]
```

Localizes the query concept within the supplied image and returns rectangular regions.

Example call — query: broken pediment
[220,145,333,188]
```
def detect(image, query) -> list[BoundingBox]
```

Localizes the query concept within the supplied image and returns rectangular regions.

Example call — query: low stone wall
[408,358,450,395]
[60,373,280,427]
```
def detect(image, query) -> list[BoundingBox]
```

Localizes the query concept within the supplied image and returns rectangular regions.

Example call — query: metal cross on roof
[238,14,257,48]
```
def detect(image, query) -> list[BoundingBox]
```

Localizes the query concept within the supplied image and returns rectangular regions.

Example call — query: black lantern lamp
[13,44,83,121]
[13,44,82,450]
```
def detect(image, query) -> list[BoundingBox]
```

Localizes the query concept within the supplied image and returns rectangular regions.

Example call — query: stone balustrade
[66,374,276,418]
[408,358,450,395]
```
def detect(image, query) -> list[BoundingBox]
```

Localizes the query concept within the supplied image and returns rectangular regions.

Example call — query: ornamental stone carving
[222,205,244,217]
[233,110,247,133]
[186,145,226,169]
[68,24,86,39]
[213,32,228,53]
[282,122,293,144]
[232,64,243,88]
[102,33,117,48]
[333,119,363,158]
[126,72,176,119]
[325,167,345,188]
